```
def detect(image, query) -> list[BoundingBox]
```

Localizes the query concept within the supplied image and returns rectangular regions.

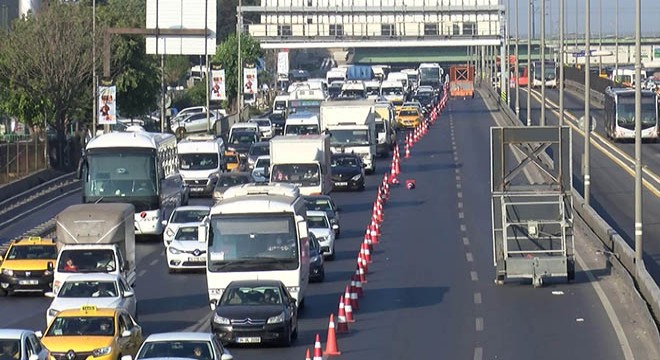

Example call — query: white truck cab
[177,134,226,197]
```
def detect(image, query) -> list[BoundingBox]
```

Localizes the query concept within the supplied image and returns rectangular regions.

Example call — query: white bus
[531,61,558,88]
[417,63,443,90]
[79,130,187,236]
[201,183,310,309]
[604,87,659,141]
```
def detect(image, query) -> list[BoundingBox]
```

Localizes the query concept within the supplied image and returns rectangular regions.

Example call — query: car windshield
[57,249,116,273]
[399,109,419,117]
[179,153,219,171]
[137,341,214,360]
[307,215,329,228]
[271,164,320,186]
[58,281,119,298]
[46,316,115,336]
[329,129,369,146]
[6,245,57,260]
[249,145,269,156]
[331,156,360,167]
[225,155,239,164]
[285,124,319,135]
[255,158,270,169]
[0,339,20,359]
[171,209,209,223]
[305,199,332,212]
[274,101,287,110]
[381,87,403,96]
[229,133,257,144]
[217,175,251,187]
[220,285,283,306]
[252,120,270,127]
[175,227,200,241]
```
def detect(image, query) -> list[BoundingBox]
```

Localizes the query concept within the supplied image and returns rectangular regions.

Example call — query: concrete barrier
[563,79,606,107]
[0,169,71,203]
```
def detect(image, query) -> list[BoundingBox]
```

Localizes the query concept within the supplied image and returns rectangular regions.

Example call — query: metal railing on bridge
[0,135,48,186]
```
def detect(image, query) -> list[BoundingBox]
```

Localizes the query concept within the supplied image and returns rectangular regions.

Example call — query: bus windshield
[207,214,299,272]
[329,129,370,146]
[616,97,658,129]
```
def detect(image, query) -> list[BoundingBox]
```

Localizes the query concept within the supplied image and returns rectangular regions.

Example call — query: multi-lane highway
[511,85,660,282]
[2,90,651,359]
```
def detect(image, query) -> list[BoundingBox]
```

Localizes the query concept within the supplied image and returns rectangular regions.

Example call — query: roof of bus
[211,195,300,215]
[87,131,175,150]
[607,87,656,96]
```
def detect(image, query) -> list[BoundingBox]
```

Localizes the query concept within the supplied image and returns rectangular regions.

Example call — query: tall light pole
[540,0,546,126]
[559,0,564,126]
[526,0,532,126]
[92,0,97,136]
[515,0,520,116]
[237,0,243,121]
[614,0,619,84]
[584,0,592,205]
[598,0,603,74]
[634,0,643,265]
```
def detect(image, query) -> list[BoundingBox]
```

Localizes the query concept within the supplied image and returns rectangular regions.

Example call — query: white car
[0,329,50,360]
[251,155,270,183]
[306,210,336,260]
[162,206,210,246]
[123,332,232,360]
[44,273,137,326]
[166,226,208,273]
[249,118,274,139]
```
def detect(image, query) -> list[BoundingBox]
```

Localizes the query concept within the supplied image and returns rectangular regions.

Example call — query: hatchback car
[303,195,340,237]
[166,226,207,273]
[308,233,325,283]
[306,211,336,260]
[212,172,253,202]
[248,118,274,140]
[0,237,58,296]
[0,329,50,360]
[247,142,270,170]
[124,332,232,360]
[210,280,298,346]
[330,153,365,192]
[161,206,210,246]
[227,131,259,160]
[251,156,270,183]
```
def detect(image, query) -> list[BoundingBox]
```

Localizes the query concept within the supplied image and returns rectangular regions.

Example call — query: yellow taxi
[396,107,422,128]
[224,151,242,172]
[0,237,57,296]
[39,306,143,360]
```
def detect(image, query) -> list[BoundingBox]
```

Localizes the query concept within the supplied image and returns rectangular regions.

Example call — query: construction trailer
[490,126,574,287]
[449,65,475,98]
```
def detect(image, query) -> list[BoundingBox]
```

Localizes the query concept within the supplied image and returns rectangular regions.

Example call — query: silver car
[123,332,232,360]
[171,112,222,138]
[0,329,50,360]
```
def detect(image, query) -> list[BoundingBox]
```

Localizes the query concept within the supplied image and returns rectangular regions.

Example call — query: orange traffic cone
[324,314,341,356]
[313,334,323,360]
[405,143,411,158]
[305,348,311,360]
[358,263,368,283]
[362,241,372,263]
[353,273,364,298]
[343,290,355,322]
[350,281,360,310]
[337,296,349,333]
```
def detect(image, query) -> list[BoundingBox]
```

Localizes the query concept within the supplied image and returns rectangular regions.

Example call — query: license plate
[188,256,205,262]
[236,337,261,344]
[19,280,38,285]
[335,182,348,186]
[191,187,205,192]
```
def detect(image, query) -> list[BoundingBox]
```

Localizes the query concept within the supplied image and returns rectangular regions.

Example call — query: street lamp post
[584,0,592,205]
[559,0,564,126]
[92,0,97,137]
[540,0,546,126]
[514,0,520,116]
[526,0,532,126]
[614,0,619,84]
[634,0,643,266]
[237,0,243,121]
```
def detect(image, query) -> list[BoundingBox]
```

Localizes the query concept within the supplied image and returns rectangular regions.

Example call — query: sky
[505,0,660,38]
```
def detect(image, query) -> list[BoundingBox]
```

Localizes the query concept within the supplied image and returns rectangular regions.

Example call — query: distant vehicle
[303,195,340,237]
[396,107,422,128]
[603,87,659,141]
[328,81,344,99]
[364,80,381,99]
[401,68,419,90]
[251,155,271,183]
[306,211,336,260]
[339,80,367,99]
[412,88,436,111]
[0,329,50,360]
[224,151,244,172]
[162,206,211,246]
[45,273,137,326]
[284,112,320,136]
[249,118,274,140]
[210,280,299,346]
[417,63,443,90]
[247,141,270,170]
[329,152,365,192]
[166,226,208,273]
[380,80,405,109]
[228,123,259,141]
[177,135,226,197]
[326,68,346,85]
[0,237,57,296]
[211,172,253,202]
[126,332,233,360]
[227,131,259,160]
[308,233,325,282]
[531,61,558,88]
[171,112,222,139]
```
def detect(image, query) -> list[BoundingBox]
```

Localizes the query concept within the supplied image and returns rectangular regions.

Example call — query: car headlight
[351,174,363,181]
[168,247,183,255]
[213,313,230,325]
[267,312,285,324]
[2,269,13,276]
[92,346,113,357]
[248,158,256,165]
[165,228,175,238]
[227,146,236,152]
[44,270,53,276]
[48,309,59,318]
[311,255,320,263]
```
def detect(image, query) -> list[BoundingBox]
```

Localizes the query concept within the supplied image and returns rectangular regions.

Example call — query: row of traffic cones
[304,88,452,358]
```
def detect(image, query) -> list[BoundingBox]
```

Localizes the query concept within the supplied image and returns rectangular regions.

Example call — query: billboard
[277,51,289,75]
[145,0,217,55]
[210,69,226,101]
[243,67,258,95]
[98,86,117,125]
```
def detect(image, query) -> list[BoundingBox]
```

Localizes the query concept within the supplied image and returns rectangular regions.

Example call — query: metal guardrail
[482,81,660,324]
[563,79,606,107]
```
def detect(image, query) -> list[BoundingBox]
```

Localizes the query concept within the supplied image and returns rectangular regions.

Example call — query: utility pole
[614,0,619,84]
[526,0,532,126]
[540,0,546,126]
[92,0,97,137]
[598,0,603,74]
[236,0,243,121]
[559,0,564,126]
[514,0,520,117]
[584,0,592,205]
[634,0,643,266]
[205,0,210,132]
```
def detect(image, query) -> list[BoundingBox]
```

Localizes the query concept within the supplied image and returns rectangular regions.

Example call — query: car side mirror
[121,355,133,360]
[319,248,327,254]
[44,292,56,298]
[121,330,132,338]
[34,331,43,338]
[161,220,168,227]
[220,354,233,360]
[29,354,39,360]
[123,290,135,298]
[47,262,54,272]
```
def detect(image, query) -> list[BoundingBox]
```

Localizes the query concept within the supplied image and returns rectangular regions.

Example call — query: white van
[272,95,289,117]
[284,113,320,135]
[177,134,227,196]
[228,122,259,141]
[387,72,409,92]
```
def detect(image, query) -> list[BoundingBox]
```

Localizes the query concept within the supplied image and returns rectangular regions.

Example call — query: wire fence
[0,135,48,186]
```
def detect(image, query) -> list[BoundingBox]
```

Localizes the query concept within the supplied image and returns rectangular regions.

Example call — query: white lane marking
[474,347,483,360]
[149,259,158,266]
[455,168,460,174]
[475,317,484,331]
[458,212,465,219]
[456,175,461,181]
[474,292,482,304]
[458,202,464,209]
[460,224,467,232]
[457,192,463,198]
[470,271,479,281]
[137,269,147,277]
[463,237,470,245]
[466,252,474,262]
[575,252,634,360]
[456,183,462,189]
[182,310,214,332]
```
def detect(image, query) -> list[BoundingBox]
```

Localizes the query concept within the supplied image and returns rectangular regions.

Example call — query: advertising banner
[98,86,117,125]
[243,67,258,95]
[210,69,226,101]
[277,51,289,75]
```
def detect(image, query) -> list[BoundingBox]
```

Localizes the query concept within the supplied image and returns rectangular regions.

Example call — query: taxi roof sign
[27,236,42,241]
[81,305,97,312]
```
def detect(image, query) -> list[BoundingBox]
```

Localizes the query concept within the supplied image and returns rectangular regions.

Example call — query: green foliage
[165,56,191,87]
[212,32,262,107]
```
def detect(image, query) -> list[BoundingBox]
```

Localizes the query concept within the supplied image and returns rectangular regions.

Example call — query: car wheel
[280,326,293,347]
[327,247,335,261]
[291,321,299,340]
[0,288,7,297]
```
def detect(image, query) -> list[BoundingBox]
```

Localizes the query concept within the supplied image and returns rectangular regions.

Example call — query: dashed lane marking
[475,317,484,331]
[466,252,474,262]
[474,292,482,304]
[474,347,483,360]
[470,271,479,281]
[463,237,470,245]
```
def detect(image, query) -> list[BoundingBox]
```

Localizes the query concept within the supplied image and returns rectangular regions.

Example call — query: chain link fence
[0,134,48,186]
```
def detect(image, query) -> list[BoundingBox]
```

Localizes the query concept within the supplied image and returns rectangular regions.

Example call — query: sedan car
[123,332,232,360]
[306,211,336,260]
[251,156,270,183]
[303,195,340,237]
[330,153,365,191]
[166,226,207,273]
[247,142,270,170]
[227,131,259,160]
[212,172,253,202]
[45,273,137,326]
[0,329,50,360]
[211,280,298,346]
[248,118,274,140]
[161,206,210,246]
[308,233,325,283]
